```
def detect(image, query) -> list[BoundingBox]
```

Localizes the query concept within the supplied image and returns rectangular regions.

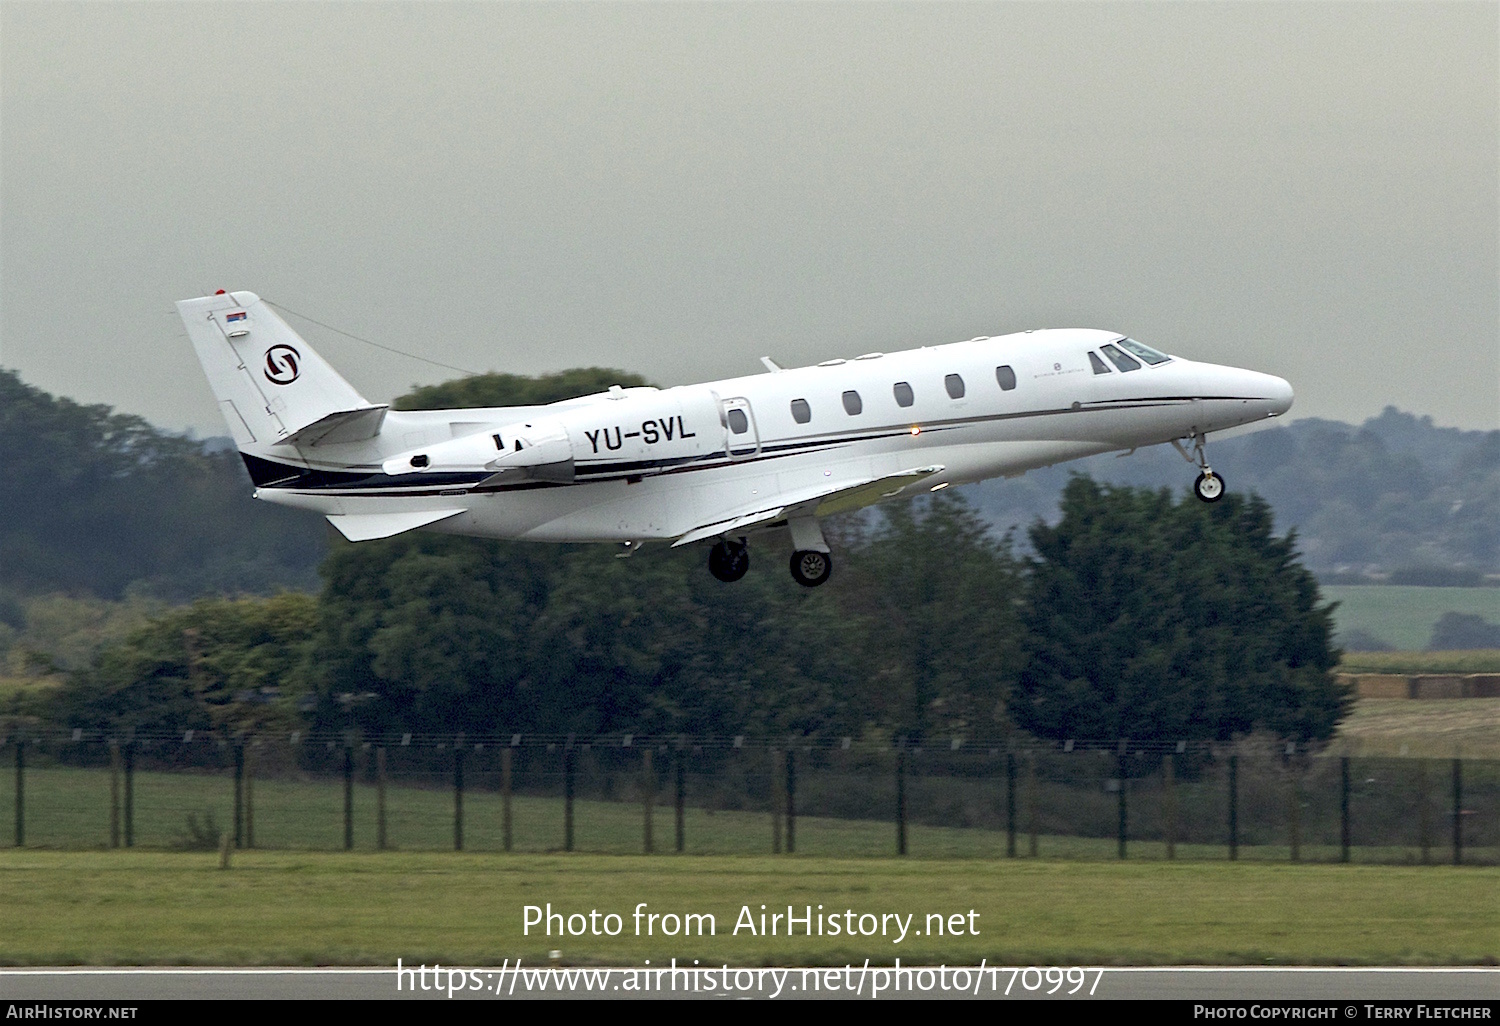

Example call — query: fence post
[1417,759,1429,865]
[1027,752,1039,858]
[245,745,255,849]
[674,750,685,853]
[562,746,576,852]
[343,745,354,851]
[770,749,782,855]
[1116,747,1128,860]
[1163,753,1176,861]
[454,746,465,852]
[1287,755,1300,863]
[14,741,23,848]
[784,748,796,855]
[500,747,512,853]
[376,747,387,851]
[124,742,134,848]
[895,749,907,857]
[642,748,654,855]
[109,742,121,849]
[1005,751,1017,858]
[1339,756,1351,863]
[1452,757,1462,866]
[234,744,245,849]
[1227,754,1238,861]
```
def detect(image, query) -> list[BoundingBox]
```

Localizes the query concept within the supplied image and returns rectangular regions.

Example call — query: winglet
[760,356,783,373]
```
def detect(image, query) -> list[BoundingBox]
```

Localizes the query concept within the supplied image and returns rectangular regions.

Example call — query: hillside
[962,406,1499,579]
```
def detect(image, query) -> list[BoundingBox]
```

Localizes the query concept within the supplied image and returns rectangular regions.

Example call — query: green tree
[833,492,1025,741]
[53,594,319,735]
[394,368,651,410]
[1013,477,1347,744]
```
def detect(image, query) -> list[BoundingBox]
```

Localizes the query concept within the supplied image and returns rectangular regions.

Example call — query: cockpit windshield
[1115,337,1171,365]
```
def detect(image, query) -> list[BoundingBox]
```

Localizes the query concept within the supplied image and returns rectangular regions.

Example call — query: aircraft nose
[1265,374,1294,416]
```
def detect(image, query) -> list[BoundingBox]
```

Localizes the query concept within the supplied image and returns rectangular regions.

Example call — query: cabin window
[790,399,811,424]
[1088,352,1111,375]
[995,365,1016,391]
[1117,337,1171,365]
[893,381,914,407]
[727,408,750,434]
[842,390,863,416]
[945,373,965,399]
[1100,344,1141,372]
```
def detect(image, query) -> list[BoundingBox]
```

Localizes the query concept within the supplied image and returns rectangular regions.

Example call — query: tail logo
[264,345,301,385]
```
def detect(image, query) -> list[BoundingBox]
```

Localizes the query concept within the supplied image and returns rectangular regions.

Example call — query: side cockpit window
[1116,337,1171,365]
[995,365,1016,391]
[1100,344,1142,372]
[1088,352,1111,375]
[790,399,811,424]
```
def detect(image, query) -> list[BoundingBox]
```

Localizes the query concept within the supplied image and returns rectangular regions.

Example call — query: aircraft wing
[671,465,943,547]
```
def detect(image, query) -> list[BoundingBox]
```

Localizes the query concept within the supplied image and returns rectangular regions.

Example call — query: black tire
[789,549,833,587]
[708,540,749,582]
[1194,471,1225,503]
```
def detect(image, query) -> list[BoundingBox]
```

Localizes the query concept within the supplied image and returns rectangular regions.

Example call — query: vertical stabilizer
[176,291,386,460]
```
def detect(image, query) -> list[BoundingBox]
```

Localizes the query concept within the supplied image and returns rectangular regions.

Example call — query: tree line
[46,480,1346,746]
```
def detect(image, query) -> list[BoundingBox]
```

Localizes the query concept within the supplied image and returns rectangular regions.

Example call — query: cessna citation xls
[178,291,1293,587]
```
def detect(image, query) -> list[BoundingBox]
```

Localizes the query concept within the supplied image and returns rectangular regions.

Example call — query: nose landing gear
[1173,432,1225,504]
[1193,470,1224,503]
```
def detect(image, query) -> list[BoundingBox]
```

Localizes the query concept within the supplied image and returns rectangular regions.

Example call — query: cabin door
[719,396,761,459]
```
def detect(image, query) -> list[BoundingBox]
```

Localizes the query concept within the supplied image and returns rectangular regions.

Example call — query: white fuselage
[251,328,1292,544]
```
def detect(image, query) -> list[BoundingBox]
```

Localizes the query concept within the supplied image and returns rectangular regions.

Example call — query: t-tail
[176,291,388,483]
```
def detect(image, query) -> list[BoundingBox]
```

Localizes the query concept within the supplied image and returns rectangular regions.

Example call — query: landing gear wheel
[1194,471,1225,503]
[789,549,833,588]
[708,539,749,582]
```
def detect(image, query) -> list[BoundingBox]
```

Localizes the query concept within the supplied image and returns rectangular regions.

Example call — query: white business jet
[178,291,1292,587]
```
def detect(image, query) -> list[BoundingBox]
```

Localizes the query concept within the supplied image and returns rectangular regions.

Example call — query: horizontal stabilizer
[671,465,943,547]
[326,508,466,542]
[277,405,389,448]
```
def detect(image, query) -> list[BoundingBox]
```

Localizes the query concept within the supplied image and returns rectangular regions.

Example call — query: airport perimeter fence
[1,730,1496,864]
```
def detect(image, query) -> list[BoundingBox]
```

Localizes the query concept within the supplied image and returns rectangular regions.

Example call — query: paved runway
[1,966,1496,1001]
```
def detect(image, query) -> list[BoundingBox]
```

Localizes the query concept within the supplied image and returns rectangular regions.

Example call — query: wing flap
[326,508,467,542]
[671,465,943,547]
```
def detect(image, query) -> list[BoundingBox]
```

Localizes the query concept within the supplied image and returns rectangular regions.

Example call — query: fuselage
[246,327,1292,544]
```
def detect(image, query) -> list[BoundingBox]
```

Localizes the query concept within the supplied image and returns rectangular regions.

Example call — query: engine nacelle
[381,419,574,482]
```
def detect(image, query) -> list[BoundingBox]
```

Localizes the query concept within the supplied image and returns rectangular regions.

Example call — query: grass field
[1323,586,1500,651]
[1337,699,1500,758]
[1339,650,1500,674]
[0,850,1494,967]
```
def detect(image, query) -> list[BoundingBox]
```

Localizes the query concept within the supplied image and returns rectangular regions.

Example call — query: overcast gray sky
[3,1,1496,435]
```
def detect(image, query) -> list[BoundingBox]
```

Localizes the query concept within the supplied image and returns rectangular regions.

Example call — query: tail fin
[176,291,387,458]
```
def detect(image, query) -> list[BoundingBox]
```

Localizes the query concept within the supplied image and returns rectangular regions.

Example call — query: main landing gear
[1172,431,1225,503]
[789,549,833,588]
[708,538,749,582]
[706,517,835,587]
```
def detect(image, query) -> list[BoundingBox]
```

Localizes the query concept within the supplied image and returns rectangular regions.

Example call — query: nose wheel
[1173,432,1226,504]
[790,549,833,587]
[708,538,750,582]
